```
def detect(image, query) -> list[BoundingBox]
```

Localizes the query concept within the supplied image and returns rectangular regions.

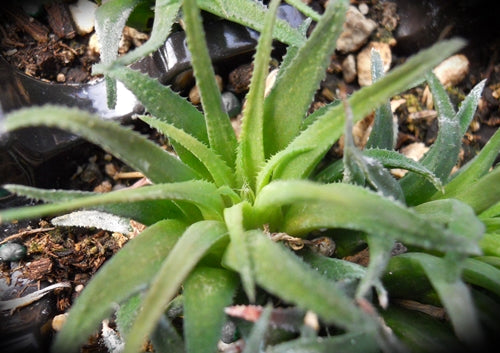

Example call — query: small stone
[358,3,369,15]
[221,92,241,118]
[356,42,392,86]
[304,311,320,332]
[69,0,98,36]
[264,68,279,97]
[0,243,27,262]
[56,73,66,82]
[189,86,201,105]
[94,180,113,193]
[229,63,253,93]
[87,33,100,56]
[189,75,223,105]
[52,313,68,331]
[105,163,118,178]
[390,98,406,112]
[381,1,399,31]
[342,54,357,83]
[433,54,469,87]
[336,6,377,54]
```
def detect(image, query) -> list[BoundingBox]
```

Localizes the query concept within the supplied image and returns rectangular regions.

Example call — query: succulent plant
[1,0,499,352]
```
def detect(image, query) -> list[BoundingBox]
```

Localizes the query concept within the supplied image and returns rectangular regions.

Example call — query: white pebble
[52,313,68,331]
[342,54,357,83]
[356,42,392,86]
[433,54,469,87]
[336,6,377,53]
[69,0,98,36]
[358,3,369,15]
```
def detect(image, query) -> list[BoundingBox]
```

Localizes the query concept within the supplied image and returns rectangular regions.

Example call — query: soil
[1,1,499,352]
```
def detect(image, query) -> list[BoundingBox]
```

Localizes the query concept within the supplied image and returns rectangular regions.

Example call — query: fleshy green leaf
[114,0,181,66]
[262,0,348,156]
[401,75,485,205]
[284,0,321,22]
[0,185,189,225]
[151,312,186,353]
[244,229,375,331]
[433,119,499,201]
[105,67,208,143]
[123,220,228,353]
[268,39,466,181]
[183,0,237,169]
[197,0,305,47]
[463,258,500,297]
[52,220,186,353]
[366,50,396,150]
[223,202,255,302]
[414,199,484,244]
[268,332,379,353]
[395,253,484,346]
[241,304,272,353]
[365,149,443,191]
[479,233,500,257]
[254,180,480,254]
[184,267,238,353]
[355,235,393,308]
[236,0,280,190]
[115,294,141,341]
[2,105,198,184]
[456,79,487,135]
[94,0,141,108]
[255,147,313,193]
[382,306,462,353]
[0,181,224,223]
[342,98,404,202]
[400,70,461,204]
[140,115,235,188]
[314,148,444,193]
[301,249,366,282]
[447,165,500,214]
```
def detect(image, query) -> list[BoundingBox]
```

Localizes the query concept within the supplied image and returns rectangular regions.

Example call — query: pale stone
[390,98,406,112]
[189,75,223,104]
[422,54,469,108]
[87,33,100,55]
[356,42,392,86]
[69,0,98,36]
[336,6,377,53]
[52,313,68,331]
[358,3,369,15]
[264,68,279,97]
[433,54,469,87]
[342,54,357,83]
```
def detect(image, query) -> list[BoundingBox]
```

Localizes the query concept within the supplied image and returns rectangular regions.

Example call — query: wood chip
[44,1,76,39]
[4,6,49,43]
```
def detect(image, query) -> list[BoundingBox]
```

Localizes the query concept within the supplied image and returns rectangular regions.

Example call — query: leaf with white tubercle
[265,39,467,182]
[0,181,225,224]
[253,180,481,255]
[314,148,444,193]
[236,0,281,191]
[197,0,306,47]
[401,75,486,205]
[2,105,199,184]
[183,0,238,169]
[262,0,348,157]
[0,184,188,225]
[140,115,235,188]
